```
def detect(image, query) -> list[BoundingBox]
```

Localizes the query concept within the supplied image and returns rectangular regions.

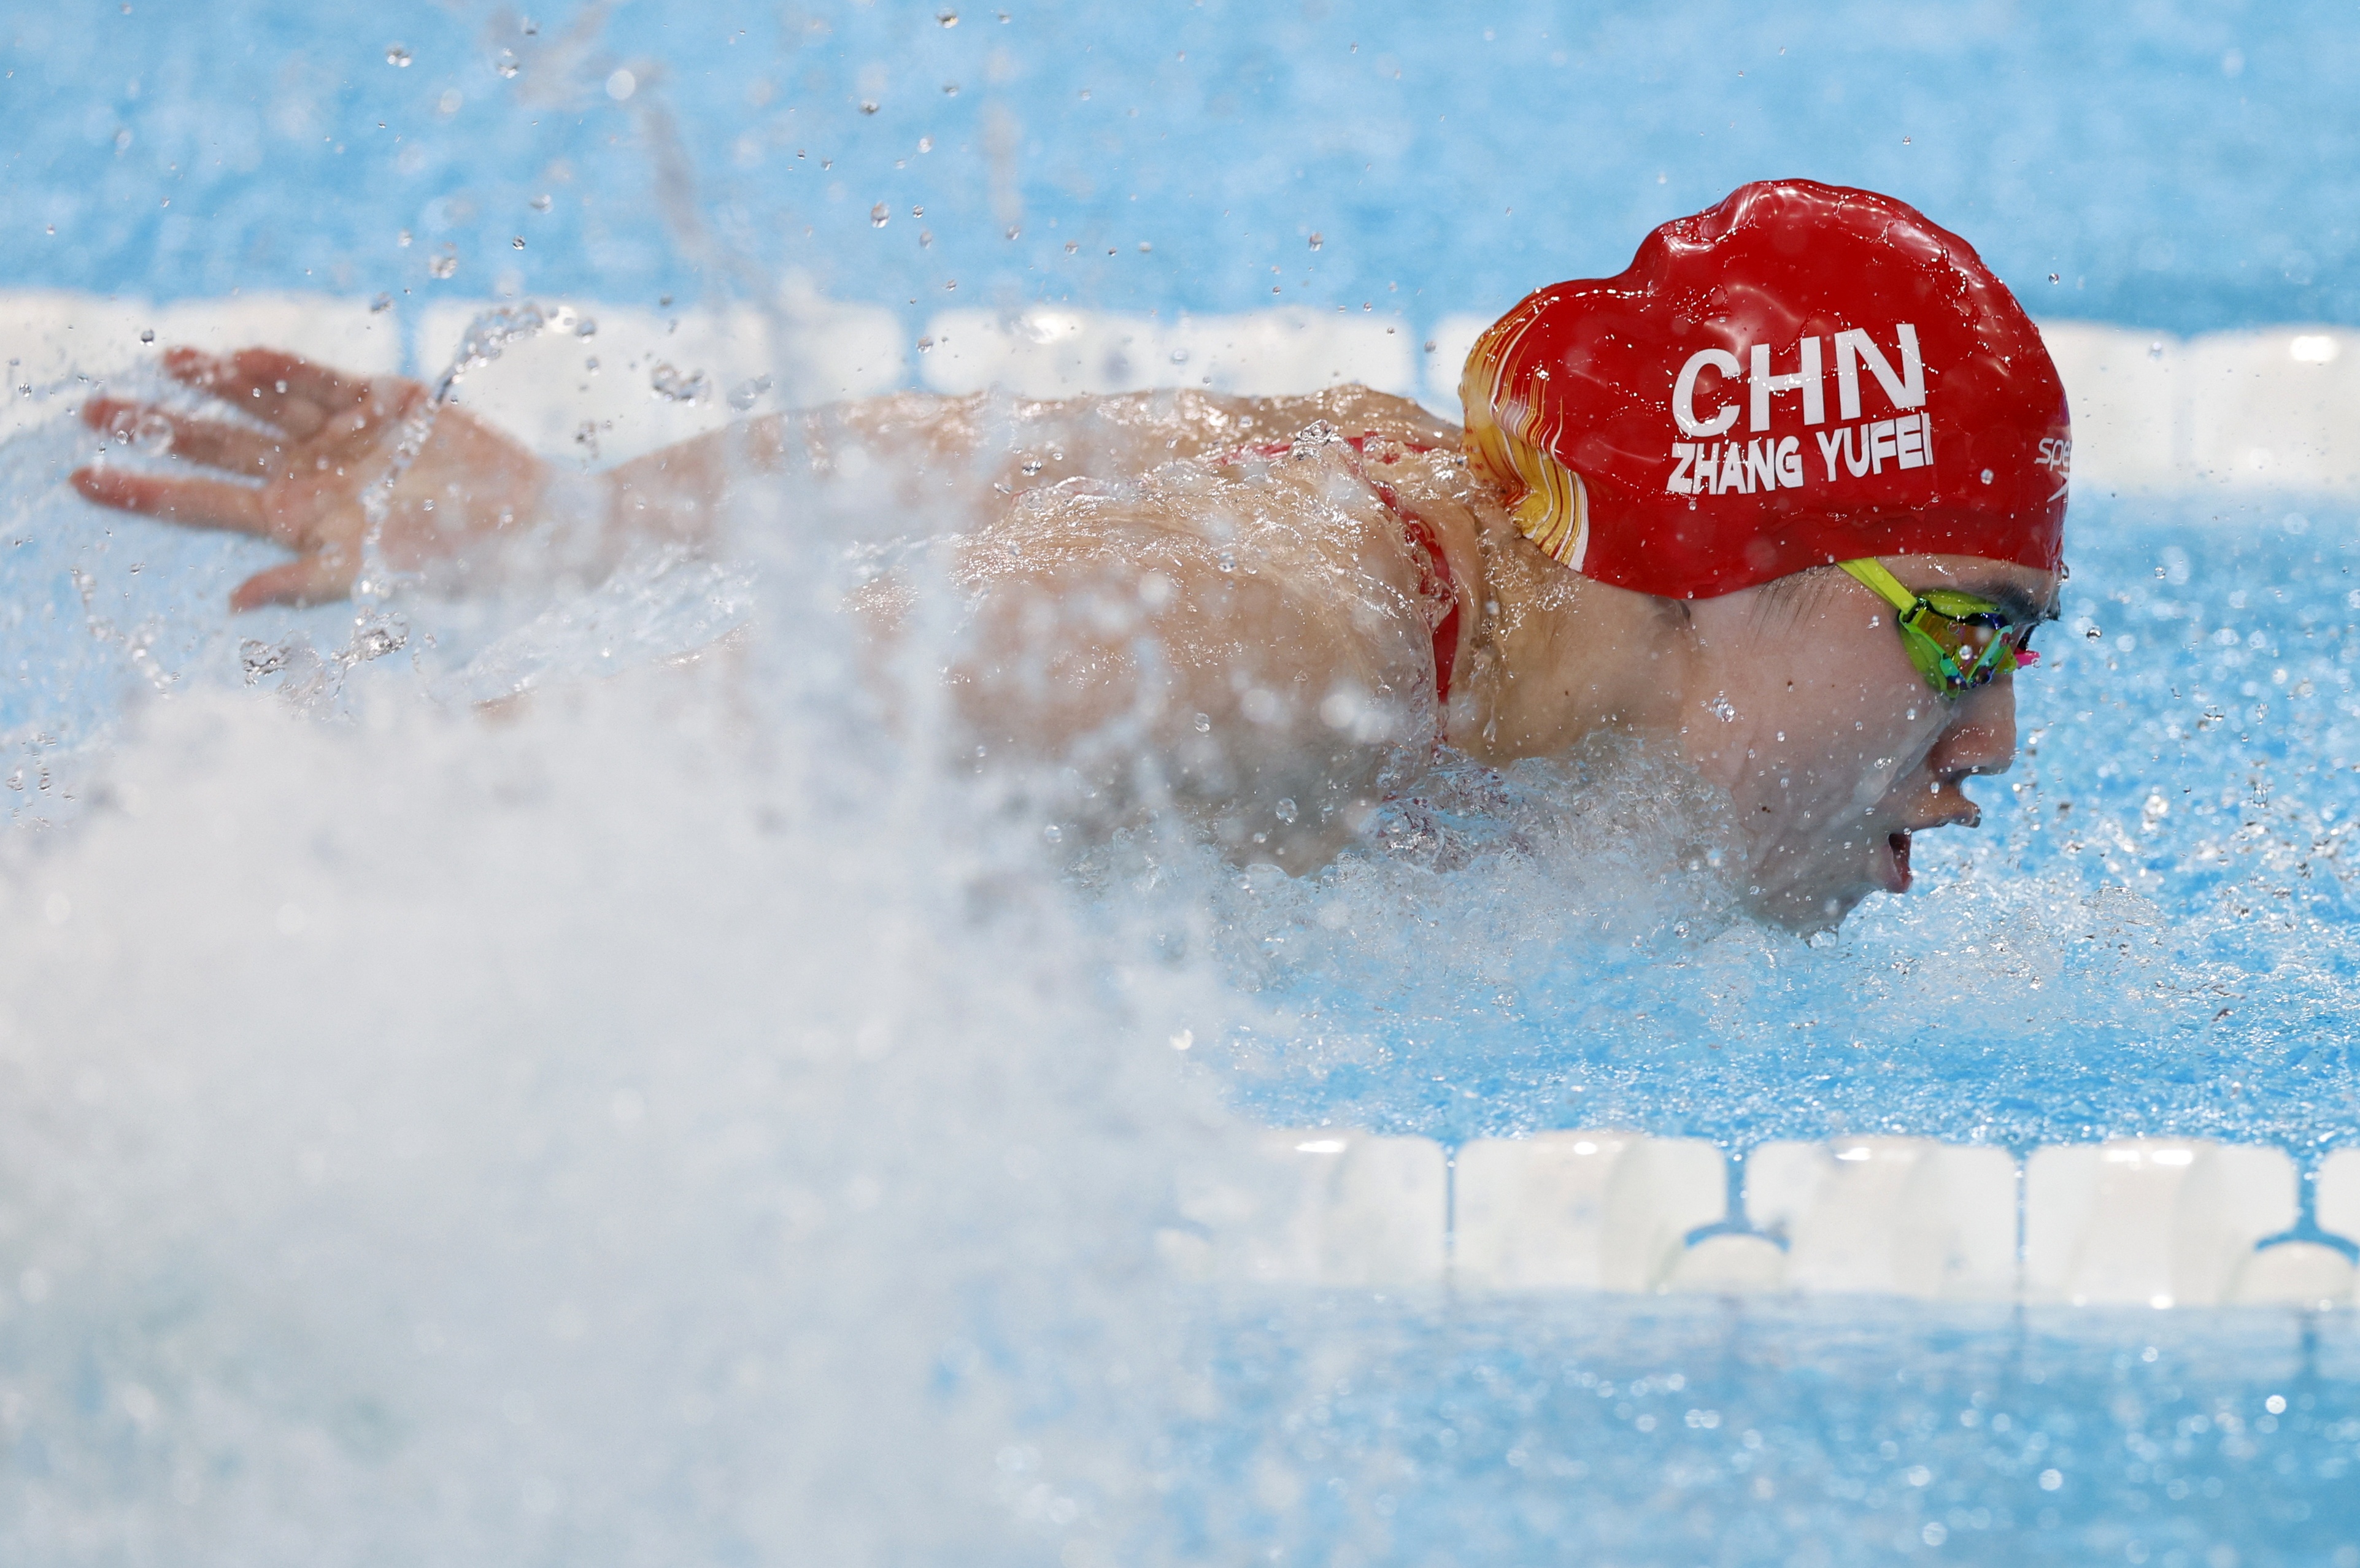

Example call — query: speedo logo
[1665,325,1930,496]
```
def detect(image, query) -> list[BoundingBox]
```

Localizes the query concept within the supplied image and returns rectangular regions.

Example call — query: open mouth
[1888,831,1914,894]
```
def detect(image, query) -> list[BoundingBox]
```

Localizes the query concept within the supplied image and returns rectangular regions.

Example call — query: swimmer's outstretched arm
[71,348,1459,611]
[63,352,1114,605]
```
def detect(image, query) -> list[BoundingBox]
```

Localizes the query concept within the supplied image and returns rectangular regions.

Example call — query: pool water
[6,3,2360,1565]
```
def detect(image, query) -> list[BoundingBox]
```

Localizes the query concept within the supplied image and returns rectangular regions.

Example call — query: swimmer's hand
[71,348,550,610]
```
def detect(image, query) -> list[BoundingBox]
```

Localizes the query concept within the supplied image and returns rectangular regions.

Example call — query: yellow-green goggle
[1838,559,2041,698]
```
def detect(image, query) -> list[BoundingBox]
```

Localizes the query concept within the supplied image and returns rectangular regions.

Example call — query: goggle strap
[1837,558,1922,617]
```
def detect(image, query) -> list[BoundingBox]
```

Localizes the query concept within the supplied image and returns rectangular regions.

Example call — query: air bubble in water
[871,203,890,227]
[386,44,412,67]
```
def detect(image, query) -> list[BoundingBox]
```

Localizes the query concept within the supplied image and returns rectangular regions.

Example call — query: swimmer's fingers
[69,466,293,541]
[229,550,353,612]
[83,397,289,477]
[161,347,379,438]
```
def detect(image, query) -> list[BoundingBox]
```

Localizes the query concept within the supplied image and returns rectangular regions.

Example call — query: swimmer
[69,180,2066,931]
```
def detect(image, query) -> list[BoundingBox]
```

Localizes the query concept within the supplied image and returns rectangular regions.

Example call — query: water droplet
[919,230,933,248]
[1063,240,1077,254]
[943,82,959,95]
[936,6,958,23]
[495,49,520,79]
[397,228,412,247]
[2048,272,2061,284]
[137,327,154,344]
[1193,712,1212,733]
[912,205,924,217]
[649,363,709,404]
[1902,134,1912,145]
[1004,225,1020,240]
[530,193,552,212]
[606,68,636,101]
[727,374,772,412]
[1308,233,1322,250]
[2086,626,2102,640]
[1137,240,1152,253]
[511,235,526,250]
[871,202,889,227]
[369,294,393,313]
[428,249,458,279]
[386,44,412,67]
[1274,797,1298,824]
[1708,694,1737,723]
[1979,467,1994,484]
[917,136,933,153]
[858,99,879,115]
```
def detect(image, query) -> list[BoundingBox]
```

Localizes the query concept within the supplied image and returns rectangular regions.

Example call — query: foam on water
[0,655,1236,1563]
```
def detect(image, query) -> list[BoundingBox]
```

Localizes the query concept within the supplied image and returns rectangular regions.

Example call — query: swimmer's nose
[1927,677,2019,781]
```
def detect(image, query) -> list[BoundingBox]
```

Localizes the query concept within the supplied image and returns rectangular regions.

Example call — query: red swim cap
[1460,179,2070,599]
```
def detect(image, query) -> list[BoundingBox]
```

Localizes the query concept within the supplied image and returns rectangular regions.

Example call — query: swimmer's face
[1680,555,2061,932]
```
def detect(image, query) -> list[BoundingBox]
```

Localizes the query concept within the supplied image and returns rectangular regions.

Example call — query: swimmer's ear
[229,552,353,612]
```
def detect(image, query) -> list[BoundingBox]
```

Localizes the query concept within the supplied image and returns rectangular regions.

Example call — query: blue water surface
[2,0,2354,334]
